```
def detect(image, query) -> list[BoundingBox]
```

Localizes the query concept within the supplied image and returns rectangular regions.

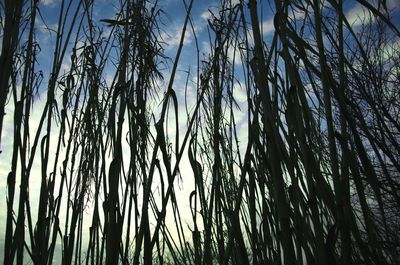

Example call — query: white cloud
[200,10,212,21]
[386,0,400,10]
[233,81,247,104]
[227,44,243,66]
[345,3,375,27]
[261,18,275,36]
[231,0,241,5]
[382,37,400,61]
[41,0,55,6]
[199,5,219,22]
[161,24,193,48]
[201,41,211,56]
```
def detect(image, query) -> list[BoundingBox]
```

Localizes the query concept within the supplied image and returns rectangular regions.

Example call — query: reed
[1,0,399,264]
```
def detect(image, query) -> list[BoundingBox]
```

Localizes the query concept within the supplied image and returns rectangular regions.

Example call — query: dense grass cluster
[1,0,399,264]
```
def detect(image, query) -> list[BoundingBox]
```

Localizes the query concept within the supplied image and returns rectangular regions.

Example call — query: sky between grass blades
[1,0,400,264]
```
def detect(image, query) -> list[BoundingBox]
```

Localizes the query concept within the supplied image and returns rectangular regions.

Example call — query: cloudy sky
[0,0,399,262]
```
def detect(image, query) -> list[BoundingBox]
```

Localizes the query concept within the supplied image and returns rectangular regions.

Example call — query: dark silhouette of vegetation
[1,0,399,264]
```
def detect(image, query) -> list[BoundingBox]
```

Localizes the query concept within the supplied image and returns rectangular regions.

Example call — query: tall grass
[1,0,399,264]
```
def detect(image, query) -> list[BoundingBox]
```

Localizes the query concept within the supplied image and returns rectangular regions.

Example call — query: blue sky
[0,0,400,263]
[25,0,400,90]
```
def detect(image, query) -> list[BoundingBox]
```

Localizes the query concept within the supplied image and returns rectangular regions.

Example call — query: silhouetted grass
[1,0,399,264]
